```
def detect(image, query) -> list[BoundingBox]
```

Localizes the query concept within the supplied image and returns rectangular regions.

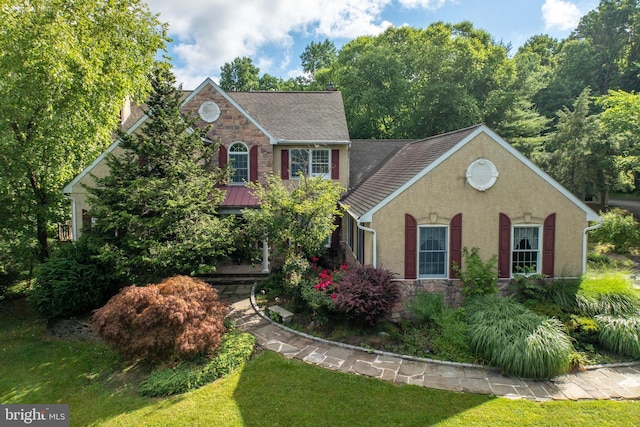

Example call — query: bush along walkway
[227,289,640,401]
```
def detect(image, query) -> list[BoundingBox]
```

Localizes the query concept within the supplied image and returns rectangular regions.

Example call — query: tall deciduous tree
[219,57,260,91]
[87,63,233,285]
[0,0,167,263]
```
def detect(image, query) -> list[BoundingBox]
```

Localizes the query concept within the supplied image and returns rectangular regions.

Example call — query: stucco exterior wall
[372,132,589,278]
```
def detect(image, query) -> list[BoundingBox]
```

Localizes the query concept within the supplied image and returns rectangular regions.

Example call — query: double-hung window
[419,226,448,278]
[512,226,541,274]
[290,148,330,179]
[229,142,249,184]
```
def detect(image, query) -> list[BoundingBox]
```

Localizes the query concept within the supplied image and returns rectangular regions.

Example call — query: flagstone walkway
[218,284,640,401]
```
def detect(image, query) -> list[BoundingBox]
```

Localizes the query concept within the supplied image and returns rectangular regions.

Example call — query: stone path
[224,286,640,401]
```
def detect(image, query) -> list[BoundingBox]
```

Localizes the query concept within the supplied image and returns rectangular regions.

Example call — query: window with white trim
[290,148,330,179]
[419,226,448,278]
[512,226,541,274]
[229,142,249,184]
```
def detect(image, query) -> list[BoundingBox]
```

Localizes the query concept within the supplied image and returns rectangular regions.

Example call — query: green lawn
[1,299,639,427]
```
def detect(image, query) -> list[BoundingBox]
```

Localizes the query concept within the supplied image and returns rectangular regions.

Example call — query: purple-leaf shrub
[334,265,400,325]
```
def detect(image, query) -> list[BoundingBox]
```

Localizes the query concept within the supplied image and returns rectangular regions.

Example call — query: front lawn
[2,298,639,426]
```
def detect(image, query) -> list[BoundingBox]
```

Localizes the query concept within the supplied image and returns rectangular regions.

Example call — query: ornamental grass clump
[466,295,574,379]
[595,315,640,358]
[92,275,228,363]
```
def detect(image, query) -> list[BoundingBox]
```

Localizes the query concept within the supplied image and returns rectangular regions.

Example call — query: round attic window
[466,158,498,191]
[198,101,221,123]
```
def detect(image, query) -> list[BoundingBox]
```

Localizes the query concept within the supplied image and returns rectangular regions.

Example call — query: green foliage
[92,276,228,363]
[29,237,121,321]
[577,292,639,317]
[0,0,167,263]
[453,247,498,297]
[139,330,255,397]
[590,208,640,253]
[566,315,600,345]
[431,309,472,362]
[334,265,400,326]
[466,295,574,379]
[219,56,260,91]
[405,291,444,325]
[87,63,233,284]
[595,315,640,358]
[244,174,345,260]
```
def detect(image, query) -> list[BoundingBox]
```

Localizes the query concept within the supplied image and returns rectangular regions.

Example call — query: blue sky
[146,0,599,89]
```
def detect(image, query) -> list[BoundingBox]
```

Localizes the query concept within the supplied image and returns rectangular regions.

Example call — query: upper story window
[291,148,330,179]
[229,142,249,184]
[512,226,541,274]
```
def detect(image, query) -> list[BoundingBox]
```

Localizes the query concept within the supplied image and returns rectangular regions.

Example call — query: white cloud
[541,0,583,31]
[146,0,453,88]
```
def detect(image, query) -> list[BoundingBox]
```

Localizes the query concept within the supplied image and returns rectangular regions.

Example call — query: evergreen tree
[87,62,233,284]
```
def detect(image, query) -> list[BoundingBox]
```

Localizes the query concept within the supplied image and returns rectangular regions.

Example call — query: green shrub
[29,237,121,321]
[432,309,473,362]
[565,315,599,345]
[595,315,640,358]
[590,208,640,253]
[453,247,498,297]
[466,295,574,379]
[405,291,444,325]
[92,276,228,363]
[139,330,256,396]
[334,265,400,325]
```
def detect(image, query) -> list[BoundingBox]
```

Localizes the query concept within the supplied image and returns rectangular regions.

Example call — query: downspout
[356,221,377,268]
[63,194,77,242]
[582,217,604,274]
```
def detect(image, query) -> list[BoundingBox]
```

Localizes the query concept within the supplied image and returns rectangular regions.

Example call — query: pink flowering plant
[299,256,348,318]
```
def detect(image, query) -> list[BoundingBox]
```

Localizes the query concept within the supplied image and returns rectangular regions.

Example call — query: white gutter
[63,194,77,242]
[582,217,604,274]
[356,221,377,268]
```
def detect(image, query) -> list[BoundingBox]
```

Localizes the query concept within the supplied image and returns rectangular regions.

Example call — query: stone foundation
[392,278,514,320]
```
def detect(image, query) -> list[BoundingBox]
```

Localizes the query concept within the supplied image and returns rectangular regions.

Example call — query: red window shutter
[405,213,417,279]
[331,149,340,180]
[449,213,462,278]
[281,149,289,180]
[498,213,511,278]
[218,145,227,168]
[82,209,91,232]
[250,146,258,182]
[543,213,556,277]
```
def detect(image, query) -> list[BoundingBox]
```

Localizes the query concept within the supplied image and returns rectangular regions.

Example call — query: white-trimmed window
[290,148,330,179]
[419,226,448,278]
[512,226,541,274]
[229,142,249,184]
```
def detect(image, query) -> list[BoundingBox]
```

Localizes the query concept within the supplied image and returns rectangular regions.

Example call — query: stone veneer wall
[391,278,514,320]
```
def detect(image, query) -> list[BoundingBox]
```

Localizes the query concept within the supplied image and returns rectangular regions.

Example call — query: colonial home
[62,78,350,272]
[63,79,601,299]
[341,124,601,304]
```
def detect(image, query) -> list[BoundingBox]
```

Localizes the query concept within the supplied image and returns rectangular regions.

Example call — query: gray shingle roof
[343,125,483,219]
[349,139,416,190]
[228,91,350,142]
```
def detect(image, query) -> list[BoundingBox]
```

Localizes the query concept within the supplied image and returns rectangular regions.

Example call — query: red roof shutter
[543,213,556,277]
[218,144,227,168]
[331,149,340,180]
[498,213,511,278]
[250,145,258,182]
[281,149,289,180]
[449,213,462,278]
[405,213,417,279]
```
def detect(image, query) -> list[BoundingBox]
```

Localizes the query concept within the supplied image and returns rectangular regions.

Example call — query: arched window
[229,142,249,184]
